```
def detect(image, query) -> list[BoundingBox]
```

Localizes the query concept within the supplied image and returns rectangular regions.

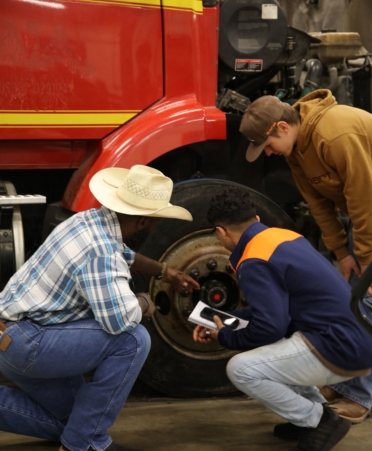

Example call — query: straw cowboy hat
[89,165,193,221]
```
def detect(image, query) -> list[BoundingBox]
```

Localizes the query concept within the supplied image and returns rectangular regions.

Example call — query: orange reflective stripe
[236,228,302,269]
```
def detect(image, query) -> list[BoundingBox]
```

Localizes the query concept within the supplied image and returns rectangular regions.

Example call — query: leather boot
[328,398,370,424]
[319,386,370,424]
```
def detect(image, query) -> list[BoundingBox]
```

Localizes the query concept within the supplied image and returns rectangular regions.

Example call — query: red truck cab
[2,0,363,397]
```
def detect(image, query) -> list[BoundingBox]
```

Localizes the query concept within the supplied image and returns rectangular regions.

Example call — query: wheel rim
[149,228,245,360]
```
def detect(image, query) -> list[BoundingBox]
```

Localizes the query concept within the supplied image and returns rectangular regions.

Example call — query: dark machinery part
[304,59,323,90]
[218,0,321,101]
[353,57,372,113]
[219,0,320,75]
[219,0,288,74]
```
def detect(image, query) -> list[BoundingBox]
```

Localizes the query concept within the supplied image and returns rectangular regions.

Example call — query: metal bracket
[0,230,13,243]
[217,89,250,113]
[0,182,37,287]
[0,195,46,205]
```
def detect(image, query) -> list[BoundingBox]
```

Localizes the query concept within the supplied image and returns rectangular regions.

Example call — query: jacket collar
[230,222,268,271]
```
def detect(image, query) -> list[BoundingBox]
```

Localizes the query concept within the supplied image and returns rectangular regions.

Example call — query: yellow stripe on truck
[79,0,203,13]
[79,0,161,9]
[163,0,203,13]
[0,111,140,127]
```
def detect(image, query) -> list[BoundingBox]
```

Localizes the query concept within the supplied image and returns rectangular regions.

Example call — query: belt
[0,319,12,352]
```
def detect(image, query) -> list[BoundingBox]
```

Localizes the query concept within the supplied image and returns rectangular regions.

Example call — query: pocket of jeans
[0,323,40,372]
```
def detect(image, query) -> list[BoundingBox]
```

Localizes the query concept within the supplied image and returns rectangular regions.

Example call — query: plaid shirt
[0,207,141,334]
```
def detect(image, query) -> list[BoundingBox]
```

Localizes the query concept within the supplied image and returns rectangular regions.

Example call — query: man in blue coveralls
[194,185,372,451]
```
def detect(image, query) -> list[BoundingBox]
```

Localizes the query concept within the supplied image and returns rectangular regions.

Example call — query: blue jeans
[226,332,352,428]
[0,319,150,451]
[330,223,372,409]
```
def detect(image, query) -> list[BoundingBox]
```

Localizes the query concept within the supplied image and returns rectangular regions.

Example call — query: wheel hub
[149,229,245,360]
[203,279,227,308]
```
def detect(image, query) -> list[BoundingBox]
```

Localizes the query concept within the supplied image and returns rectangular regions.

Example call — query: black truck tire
[136,179,296,398]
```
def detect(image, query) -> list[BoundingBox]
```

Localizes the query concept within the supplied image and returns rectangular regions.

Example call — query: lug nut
[189,268,200,280]
[207,259,217,271]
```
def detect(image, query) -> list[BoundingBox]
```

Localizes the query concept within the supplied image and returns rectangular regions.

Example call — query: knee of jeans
[226,353,247,384]
[226,353,260,387]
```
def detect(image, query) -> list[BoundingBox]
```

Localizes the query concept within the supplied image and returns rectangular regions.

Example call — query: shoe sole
[273,432,300,441]
[339,410,370,424]
[293,418,351,451]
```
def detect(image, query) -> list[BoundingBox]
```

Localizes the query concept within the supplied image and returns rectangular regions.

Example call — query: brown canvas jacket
[287,89,372,265]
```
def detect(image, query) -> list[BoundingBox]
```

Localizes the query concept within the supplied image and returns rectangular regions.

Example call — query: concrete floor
[0,388,370,451]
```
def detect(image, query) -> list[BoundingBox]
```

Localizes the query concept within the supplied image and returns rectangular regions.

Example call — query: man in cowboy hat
[0,165,200,451]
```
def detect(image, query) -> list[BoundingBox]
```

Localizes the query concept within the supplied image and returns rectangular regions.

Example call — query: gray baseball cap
[239,96,284,162]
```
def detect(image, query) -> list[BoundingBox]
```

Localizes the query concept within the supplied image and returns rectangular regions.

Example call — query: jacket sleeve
[322,132,372,265]
[218,259,291,350]
[286,154,349,261]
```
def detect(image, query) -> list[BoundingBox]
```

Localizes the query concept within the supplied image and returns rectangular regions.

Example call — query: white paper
[262,4,278,20]
[188,300,249,331]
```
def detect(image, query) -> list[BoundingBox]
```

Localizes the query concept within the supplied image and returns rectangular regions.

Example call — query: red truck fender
[61,97,226,211]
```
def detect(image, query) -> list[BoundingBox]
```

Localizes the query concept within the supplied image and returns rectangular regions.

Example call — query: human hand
[162,267,200,293]
[360,265,372,296]
[137,292,156,317]
[193,315,225,343]
[339,255,361,282]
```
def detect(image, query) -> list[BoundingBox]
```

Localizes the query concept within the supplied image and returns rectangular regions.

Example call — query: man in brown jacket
[239,89,372,429]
